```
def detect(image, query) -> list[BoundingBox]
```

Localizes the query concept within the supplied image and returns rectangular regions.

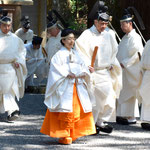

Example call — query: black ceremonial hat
[0,9,11,25]
[120,9,133,22]
[21,16,30,29]
[32,36,43,45]
[89,1,110,22]
[22,21,30,29]
[47,11,57,29]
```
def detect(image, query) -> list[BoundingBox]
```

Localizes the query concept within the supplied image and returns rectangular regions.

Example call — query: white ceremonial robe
[44,46,95,113]
[15,28,34,44]
[139,40,150,121]
[0,30,27,114]
[25,43,49,86]
[117,29,143,117]
[105,27,116,41]
[45,31,62,64]
[75,25,122,123]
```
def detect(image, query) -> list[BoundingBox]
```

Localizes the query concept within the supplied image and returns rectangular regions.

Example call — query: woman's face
[62,33,75,50]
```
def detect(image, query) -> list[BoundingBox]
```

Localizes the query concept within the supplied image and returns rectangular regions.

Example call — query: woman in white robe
[0,15,27,121]
[139,40,150,130]
[40,28,96,144]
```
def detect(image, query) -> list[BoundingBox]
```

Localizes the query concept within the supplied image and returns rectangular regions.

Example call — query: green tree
[47,0,88,33]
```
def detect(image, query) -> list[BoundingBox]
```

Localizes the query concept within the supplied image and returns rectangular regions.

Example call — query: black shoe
[141,123,150,131]
[7,110,20,121]
[97,124,113,134]
[95,125,101,134]
[116,117,129,125]
[116,117,136,125]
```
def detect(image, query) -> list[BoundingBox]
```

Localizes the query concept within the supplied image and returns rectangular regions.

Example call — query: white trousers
[141,102,150,122]
[117,96,139,117]
[0,91,19,115]
[93,93,116,125]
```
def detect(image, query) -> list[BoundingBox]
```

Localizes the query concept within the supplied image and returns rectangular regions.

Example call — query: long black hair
[60,28,75,46]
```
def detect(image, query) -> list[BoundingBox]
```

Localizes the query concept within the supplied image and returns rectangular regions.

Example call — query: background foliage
[47,0,88,33]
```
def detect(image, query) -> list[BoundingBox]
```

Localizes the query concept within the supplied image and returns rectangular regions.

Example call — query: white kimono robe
[105,27,116,42]
[0,30,27,114]
[139,40,150,121]
[45,31,62,64]
[117,29,143,117]
[25,43,49,86]
[15,28,34,44]
[75,25,122,123]
[44,46,94,113]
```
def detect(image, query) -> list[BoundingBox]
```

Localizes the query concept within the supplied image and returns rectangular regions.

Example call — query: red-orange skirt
[40,84,96,140]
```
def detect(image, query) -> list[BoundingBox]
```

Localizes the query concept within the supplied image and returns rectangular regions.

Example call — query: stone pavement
[0,93,150,150]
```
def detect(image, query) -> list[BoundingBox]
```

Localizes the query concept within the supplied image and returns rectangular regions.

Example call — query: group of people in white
[0,0,150,145]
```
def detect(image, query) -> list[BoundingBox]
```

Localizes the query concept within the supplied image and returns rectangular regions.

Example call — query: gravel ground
[0,93,150,150]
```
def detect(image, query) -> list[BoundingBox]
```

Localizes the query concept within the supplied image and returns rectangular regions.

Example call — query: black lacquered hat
[88,1,110,22]
[120,9,133,22]
[0,10,11,25]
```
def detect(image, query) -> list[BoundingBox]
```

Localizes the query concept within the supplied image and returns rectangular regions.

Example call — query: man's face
[94,20,108,33]
[120,21,131,33]
[47,27,58,37]
[22,27,29,33]
[33,44,40,50]
[0,23,11,34]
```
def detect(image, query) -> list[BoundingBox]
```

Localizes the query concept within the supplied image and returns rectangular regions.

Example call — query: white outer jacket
[44,46,95,113]
[117,29,143,103]
[0,30,27,99]
[75,25,122,113]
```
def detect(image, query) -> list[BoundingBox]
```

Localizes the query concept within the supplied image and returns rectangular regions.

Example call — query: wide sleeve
[109,34,122,98]
[141,40,150,70]
[122,36,143,68]
[45,51,70,99]
[16,38,27,98]
[75,30,92,66]
[122,35,143,89]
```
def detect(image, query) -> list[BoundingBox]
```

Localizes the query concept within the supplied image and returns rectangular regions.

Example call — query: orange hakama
[40,84,96,142]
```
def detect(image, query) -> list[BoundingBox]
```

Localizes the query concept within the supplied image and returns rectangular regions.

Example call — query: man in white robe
[0,14,27,121]
[75,6,122,133]
[15,17,33,44]
[139,40,150,130]
[25,36,48,87]
[45,22,62,64]
[116,11,143,125]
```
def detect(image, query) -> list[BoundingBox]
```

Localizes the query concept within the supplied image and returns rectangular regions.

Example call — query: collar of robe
[90,25,105,36]
[60,46,75,63]
[126,29,135,38]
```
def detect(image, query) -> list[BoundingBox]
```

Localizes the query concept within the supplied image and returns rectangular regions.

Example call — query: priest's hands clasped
[67,73,86,79]
[67,72,76,78]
